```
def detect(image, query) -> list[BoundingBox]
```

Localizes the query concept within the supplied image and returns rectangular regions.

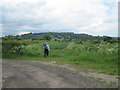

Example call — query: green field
[2,40,119,75]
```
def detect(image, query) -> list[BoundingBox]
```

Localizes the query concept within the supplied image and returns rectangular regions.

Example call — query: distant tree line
[2,32,119,42]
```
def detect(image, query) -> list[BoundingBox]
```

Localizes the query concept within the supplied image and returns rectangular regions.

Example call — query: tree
[103,36,112,42]
[2,35,14,40]
[43,33,52,41]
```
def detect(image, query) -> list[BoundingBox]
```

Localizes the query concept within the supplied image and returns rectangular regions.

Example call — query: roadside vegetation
[2,32,119,75]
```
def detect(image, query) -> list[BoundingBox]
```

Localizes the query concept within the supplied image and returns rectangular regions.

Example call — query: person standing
[43,42,50,57]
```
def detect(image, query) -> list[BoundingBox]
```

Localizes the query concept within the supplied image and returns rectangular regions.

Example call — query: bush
[2,40,32,56]
[91,40,101,44]
[21,44,41,56]
[75,40,83,44]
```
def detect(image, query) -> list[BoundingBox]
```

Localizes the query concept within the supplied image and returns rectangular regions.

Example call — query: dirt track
[2,59,116,88]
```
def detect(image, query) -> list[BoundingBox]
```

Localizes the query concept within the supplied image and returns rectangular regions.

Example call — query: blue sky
[0,0,118,37]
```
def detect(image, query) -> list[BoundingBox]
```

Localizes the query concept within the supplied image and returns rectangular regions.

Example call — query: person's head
[44,42,48,46]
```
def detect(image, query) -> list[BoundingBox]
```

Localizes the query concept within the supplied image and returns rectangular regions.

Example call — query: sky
[0,0,119,37]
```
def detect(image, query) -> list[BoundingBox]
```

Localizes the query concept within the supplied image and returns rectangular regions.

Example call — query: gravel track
[2,59,115,88]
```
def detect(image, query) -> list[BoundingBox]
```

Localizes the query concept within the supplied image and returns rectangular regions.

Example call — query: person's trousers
[44,48,49,57]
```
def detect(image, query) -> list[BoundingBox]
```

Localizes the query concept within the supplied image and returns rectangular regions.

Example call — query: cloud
[0,24,2,37]
[18,31,30,35]
[16,26,39,30]
[1,0,118,36]
[1,0,44,3]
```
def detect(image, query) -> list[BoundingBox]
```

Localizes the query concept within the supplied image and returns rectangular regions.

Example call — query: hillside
[20,32,103,40]
[2,32,104,41]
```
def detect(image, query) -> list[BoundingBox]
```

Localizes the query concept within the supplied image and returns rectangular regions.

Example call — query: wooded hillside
[2,32,106,41]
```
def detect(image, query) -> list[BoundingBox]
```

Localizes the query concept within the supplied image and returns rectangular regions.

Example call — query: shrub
[2,40,32,56]
[75,40,83,44]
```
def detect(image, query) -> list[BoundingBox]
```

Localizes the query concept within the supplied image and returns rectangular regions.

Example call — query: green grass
[2,40,118,75]
[3,54,118,75]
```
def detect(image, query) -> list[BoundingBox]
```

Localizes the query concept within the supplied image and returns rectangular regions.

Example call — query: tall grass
[62,41,118,75]
[2,40,118,75]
